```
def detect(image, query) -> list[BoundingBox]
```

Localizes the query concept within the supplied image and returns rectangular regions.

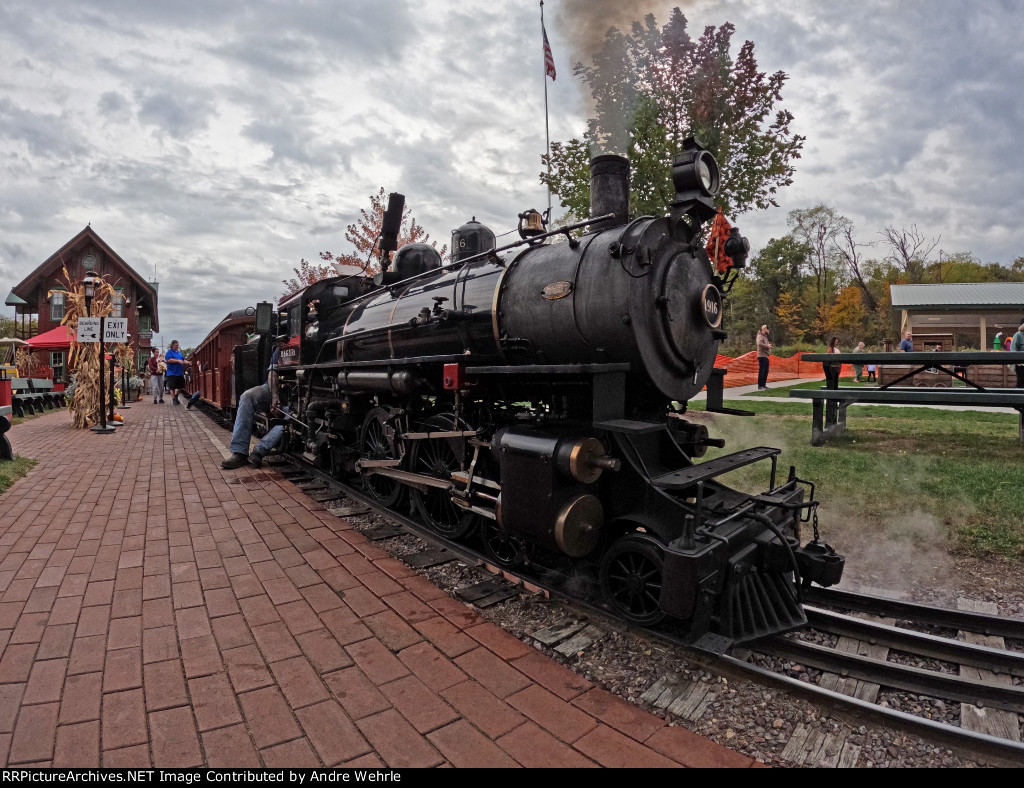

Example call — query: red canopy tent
[25,325,73,388]
[26,325,73,350]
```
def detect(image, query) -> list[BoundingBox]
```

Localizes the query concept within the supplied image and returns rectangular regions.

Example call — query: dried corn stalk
[52,266,119,429]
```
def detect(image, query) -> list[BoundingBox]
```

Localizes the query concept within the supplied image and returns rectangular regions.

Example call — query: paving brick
[238,686,302,749]
[222,644,274,694]
[346,638,410,686]
[67,635,106,675]
[0,684,26,733]
[260,737,321,768]
[143,660,188,711]
[102,744,151,768]
[323,667,390,720]
[363,610,422,652]
[36,624,76,660]
[142,574,171,601]
[269,656,331,710]
[202,724,261,768]
[382,590,437,625]
[175,606,212,640]
[9,702,59,763]
[212,613,254,651]
[251,622,301,662]
[103,648,142,693]
[497,720,599,768]
[76,605,110,638]
[10,612,48,644]
[439,681,526,739]
[107,616,142,651]
[509,650,593,700]
[23,658,68,705]
[573,724,682,768]
[296,700,372,766]
[47,596,83,627]
[644,724,757,768]
[320,607,372,646]
[142,597,174,630]
[110,589,143,619]
[180,633,222,679]
[465,622,535,660]
[277,599,322,636]
[189,673,243,731]
[83,580,115,608]
[407,616,475,659]
[172,581,204,610]
[506,684,598,743]
[571,687,666,744]
[379,675,459,734]
[427,719,520,768]
[148,706,203,767]
[239,594,281,627]
[142,625,179,664]
[339,586,387,618]
[295,629,353,674]
[53,720,101,768]
[0,643,38,683]
[299,584,346,614]
[22,586,59,614]
[204,587,239,618]
[400,642,469,693]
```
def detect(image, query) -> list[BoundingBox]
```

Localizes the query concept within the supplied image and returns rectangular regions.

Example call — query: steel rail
[755,635,1024,714]
[804,587,1024,640]
[805,606,1024,678]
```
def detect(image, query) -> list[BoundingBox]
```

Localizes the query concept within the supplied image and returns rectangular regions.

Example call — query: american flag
[543,24,556,81]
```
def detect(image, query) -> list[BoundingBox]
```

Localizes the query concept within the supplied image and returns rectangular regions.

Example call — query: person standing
[147,347,164,404]
[1012,321,1024,388]
[164,340,190,405]
[823,337,842,389]
[852,341,866,382]
[899,331,913,352]
[756,325,772,391]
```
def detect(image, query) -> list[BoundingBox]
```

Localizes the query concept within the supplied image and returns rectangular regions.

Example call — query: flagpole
[541,0,552,223]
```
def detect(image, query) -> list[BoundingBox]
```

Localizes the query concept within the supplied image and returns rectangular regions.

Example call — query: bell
[520,209,545,237]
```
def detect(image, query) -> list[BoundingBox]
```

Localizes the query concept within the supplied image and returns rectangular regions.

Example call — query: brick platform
[0,403,762,768]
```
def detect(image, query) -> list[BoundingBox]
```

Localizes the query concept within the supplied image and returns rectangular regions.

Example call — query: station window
[139,314,152,333]
[50,289,66,321]
[50,352,65,383]
[113,287,124,318]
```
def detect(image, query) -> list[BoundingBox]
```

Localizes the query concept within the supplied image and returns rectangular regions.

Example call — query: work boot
[248,448,267,468]
[221,453,248,470]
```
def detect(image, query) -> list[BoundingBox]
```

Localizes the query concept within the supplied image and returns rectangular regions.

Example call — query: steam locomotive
[215,140,844,649]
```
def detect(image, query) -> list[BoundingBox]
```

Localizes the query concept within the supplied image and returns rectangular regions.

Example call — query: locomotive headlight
[673,148,720,198]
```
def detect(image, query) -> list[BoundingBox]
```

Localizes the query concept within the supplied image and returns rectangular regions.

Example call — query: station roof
[891,282,1024,310]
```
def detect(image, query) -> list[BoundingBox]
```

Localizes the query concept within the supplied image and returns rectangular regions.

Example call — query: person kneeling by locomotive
[222,348,282,470]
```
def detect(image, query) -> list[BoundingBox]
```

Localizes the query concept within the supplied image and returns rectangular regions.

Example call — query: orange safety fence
[713,352,857,388]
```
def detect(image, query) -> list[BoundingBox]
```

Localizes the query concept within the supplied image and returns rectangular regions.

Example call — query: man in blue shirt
[164,340,190,405]
[898,331,913,352]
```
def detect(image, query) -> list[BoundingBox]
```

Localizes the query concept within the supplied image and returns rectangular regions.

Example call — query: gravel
[326,499,1024,768]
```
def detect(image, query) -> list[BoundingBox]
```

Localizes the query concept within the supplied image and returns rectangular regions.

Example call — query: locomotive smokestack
[590,154,629,228]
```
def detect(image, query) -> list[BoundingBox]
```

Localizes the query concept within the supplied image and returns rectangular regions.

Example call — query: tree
[835,220,878,312]
[280,188,448,301]
[817,286,868,343]
[774,291,804,344]
[881,224,939,284]
[787,204,847,309]
[541,9,803,222]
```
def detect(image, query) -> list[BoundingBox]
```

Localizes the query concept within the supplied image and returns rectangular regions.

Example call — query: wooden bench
[789,387,1024,446]
[11,378,41,417]
[29,378,60,410]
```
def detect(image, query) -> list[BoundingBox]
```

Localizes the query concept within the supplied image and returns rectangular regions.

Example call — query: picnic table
[789,351,1024,446]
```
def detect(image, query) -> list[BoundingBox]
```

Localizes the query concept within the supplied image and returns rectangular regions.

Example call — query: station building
[4,226,160,383]
[890,282,1024,351]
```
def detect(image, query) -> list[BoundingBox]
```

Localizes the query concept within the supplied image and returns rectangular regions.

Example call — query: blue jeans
[757,356,769,388]
[230,383,272,455]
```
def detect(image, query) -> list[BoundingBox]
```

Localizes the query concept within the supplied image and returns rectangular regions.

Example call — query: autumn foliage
[281,188,448,301]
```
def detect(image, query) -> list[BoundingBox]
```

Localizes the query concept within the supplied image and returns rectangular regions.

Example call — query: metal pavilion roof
[890,282,1024,310]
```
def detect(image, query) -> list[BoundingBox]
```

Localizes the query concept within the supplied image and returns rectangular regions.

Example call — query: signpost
[81,316,115,435]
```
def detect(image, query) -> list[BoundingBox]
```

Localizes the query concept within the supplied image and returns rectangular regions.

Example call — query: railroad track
[197,405,1024,766]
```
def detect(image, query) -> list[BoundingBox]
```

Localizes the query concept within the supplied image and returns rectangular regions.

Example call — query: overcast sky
[2,0,1022,350]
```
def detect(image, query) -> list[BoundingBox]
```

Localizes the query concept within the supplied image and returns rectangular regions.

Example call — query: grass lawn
[684,397,1024,562]
[0,455,36,496]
